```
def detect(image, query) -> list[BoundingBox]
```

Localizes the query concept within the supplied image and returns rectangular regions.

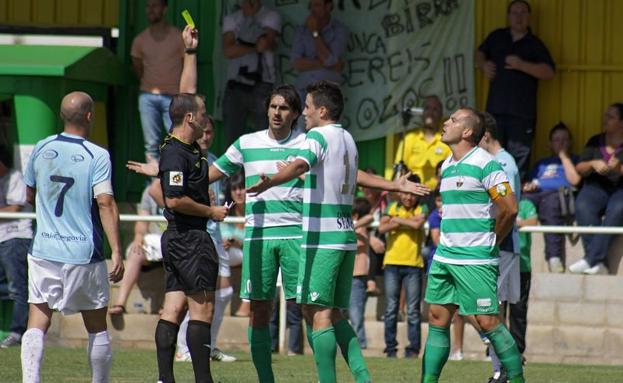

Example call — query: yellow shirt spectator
[382,202,426,268]
[395,129,451,189]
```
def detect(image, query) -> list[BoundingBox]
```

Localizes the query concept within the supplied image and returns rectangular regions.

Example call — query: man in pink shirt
[131,0,185,163]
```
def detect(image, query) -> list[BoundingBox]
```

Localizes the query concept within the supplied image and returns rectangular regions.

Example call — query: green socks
[485,324,524,381]
[334,319,371,383]
[248,327,274,383]
[421,325,450,383]
[312,326,337,383]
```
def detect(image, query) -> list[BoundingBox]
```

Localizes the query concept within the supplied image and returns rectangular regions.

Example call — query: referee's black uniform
[159,134,218,293]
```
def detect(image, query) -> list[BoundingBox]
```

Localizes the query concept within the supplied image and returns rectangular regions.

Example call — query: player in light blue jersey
[21,91,124,383]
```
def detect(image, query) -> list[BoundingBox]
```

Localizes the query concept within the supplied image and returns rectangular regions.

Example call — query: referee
[154,73,229,383]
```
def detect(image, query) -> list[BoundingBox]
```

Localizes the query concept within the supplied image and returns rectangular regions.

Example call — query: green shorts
[296,247,355,309]
[424,260,499,316]
[240,238,301,300]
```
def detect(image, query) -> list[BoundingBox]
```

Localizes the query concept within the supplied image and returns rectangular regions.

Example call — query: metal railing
[1,212,622,234]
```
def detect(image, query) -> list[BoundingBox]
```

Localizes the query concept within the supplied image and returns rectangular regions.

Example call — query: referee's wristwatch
[312,30,320,39]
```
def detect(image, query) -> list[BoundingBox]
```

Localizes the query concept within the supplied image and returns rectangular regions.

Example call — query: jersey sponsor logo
[496,183,508,197]
[71,154,85,163]
[336,213,354,230]
[310,292,319,301]
[169,171,183,186]
[41,231,88,242]
[42,149,58,159]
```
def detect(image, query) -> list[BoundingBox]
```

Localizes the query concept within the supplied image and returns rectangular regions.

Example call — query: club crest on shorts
[169,171,183,186]
[310,292,319,301]
[477,298,492,308]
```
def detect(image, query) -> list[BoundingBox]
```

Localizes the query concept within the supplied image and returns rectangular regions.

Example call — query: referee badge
[169,171,183,186]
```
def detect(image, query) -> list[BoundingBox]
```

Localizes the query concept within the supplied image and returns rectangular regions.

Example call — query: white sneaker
[584,263,609,275]
[548,257,564,273]
[568,259,591,274]
[175,351,192,362]
[448,351,464,361]
[211,347,236,362]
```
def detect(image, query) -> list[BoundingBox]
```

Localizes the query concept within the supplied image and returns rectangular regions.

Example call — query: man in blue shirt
[290,0,349,106]
[22,91,124,383]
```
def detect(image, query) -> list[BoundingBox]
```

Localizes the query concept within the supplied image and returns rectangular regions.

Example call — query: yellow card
[181,9,195,29]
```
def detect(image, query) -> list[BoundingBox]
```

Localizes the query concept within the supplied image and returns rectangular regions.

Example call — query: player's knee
[250,300,272,327]
[475,314,500,331]
[428,305,451,326]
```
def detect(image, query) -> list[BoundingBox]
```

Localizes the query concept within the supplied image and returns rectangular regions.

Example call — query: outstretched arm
[356,170,429,196]
[247,159,310,195]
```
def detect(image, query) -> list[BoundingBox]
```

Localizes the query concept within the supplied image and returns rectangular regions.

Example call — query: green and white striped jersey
[214,129,305,240]
[297,124,358,250]
[435,146,508,265]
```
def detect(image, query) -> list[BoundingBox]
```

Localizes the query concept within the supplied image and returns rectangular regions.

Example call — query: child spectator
[349,197,373,349]
[221,172,247,316]
[426,187,442,270]
[379,174,427,358]
[360,167,389,296]
[522,122,581,272]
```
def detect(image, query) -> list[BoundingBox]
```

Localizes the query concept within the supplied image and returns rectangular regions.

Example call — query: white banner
[213,0,474,142]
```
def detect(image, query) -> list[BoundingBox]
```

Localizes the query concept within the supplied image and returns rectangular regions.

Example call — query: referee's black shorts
[161,228,218,295]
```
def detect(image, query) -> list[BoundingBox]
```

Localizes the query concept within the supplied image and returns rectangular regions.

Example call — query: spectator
[569,103,623,275]
[394,96,451,190]
[131,0,184,163]
[509,198,538,359]
[426,187,442,270]
[108,183,165,316]
[476,0,555,179]
[222,0,281,145]
[0,150,32,348]
[221,172,248,316]
[378,174,427,359]
[522,122,581,273]
[360,167,389,296]
[349,197,373,350]
[290,0,349,105]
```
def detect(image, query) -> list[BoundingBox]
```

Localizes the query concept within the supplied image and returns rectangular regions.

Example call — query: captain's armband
[488,182,511,200]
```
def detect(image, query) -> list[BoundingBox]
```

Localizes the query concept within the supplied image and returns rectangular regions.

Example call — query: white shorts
[497,251,520,304]
[28,255,110,315]
[142,233,163,262]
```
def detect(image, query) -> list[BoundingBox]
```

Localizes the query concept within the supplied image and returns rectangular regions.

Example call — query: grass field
[1,347,621,382]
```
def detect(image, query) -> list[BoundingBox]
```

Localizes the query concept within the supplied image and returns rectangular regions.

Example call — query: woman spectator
[522,122,581,273]
[569,103,623,275]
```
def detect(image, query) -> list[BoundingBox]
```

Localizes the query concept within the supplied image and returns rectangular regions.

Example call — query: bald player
[21,91,124,383]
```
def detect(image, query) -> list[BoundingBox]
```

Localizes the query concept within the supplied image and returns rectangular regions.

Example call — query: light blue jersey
[24,133,113,265]
[495,148,520,254]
